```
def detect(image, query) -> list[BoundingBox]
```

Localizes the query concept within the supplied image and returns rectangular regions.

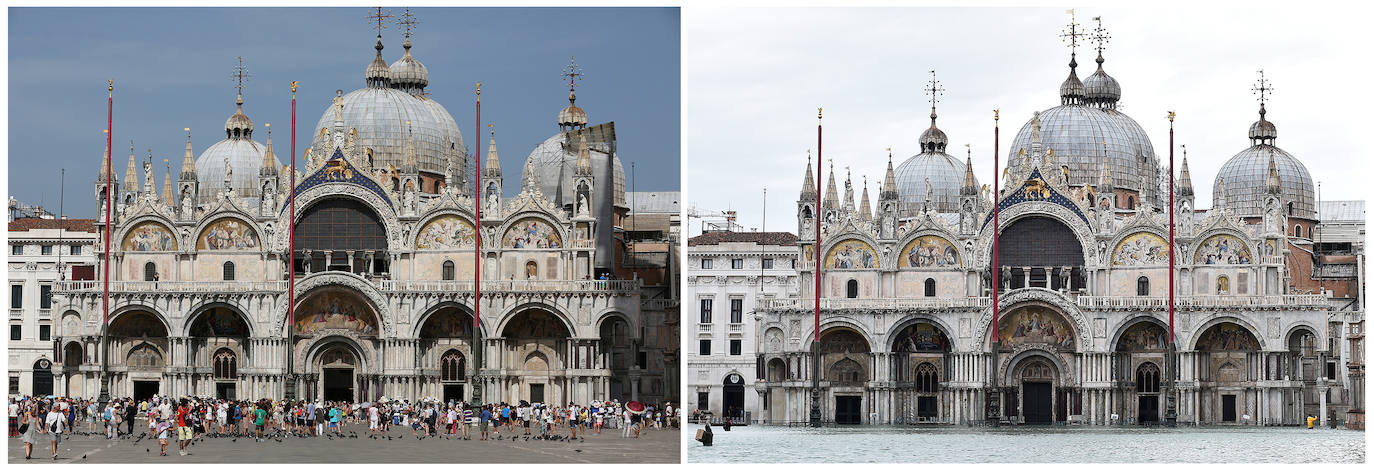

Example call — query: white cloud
[686,6,1372,236]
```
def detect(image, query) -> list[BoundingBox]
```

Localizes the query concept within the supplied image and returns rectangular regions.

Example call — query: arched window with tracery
[1136,362,1160,393]
[915,362,938,393]
[127,343,162,368]
[213,348,237,379]
[441,349,466,382]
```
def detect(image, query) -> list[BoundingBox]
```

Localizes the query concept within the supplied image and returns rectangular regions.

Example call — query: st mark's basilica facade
[50,28,672,407]
[754,21,1356,427]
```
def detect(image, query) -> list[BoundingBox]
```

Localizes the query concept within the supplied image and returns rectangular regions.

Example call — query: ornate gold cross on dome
[231,56,250,97]
[1061,9,1081,53]
[367,7,392,35]
[924,70,944,109]
[1090,16,1110,55]
[397,7,418,40]
[1252,69,1273,106]
[562,56,584,92]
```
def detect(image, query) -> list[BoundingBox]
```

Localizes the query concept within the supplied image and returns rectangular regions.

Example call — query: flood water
[687,424,1365,463]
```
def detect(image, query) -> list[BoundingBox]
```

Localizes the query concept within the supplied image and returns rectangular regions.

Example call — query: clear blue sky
[8,7,680,218]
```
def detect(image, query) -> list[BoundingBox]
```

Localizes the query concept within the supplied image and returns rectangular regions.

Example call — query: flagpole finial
[994,108,1000,122]
[291,80,299,95]
[1168,110,1176,126]
[818,107,823,122]
[476,82,481,96]
[107,79,113,95]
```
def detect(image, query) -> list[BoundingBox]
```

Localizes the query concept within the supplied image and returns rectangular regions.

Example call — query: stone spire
[843,169,856,214]
[124,142,139,190]
[180,128,197,180]
[1178,150,1194,198]
[162,160,173,205]
[800,154,817,200]
[484,126,501,178]
[881,152,898,201]
[823,164,839,210]
[961,155,978,196]
[1265,154,1282,195]
[98,146,112,183]
[402,122,418,173]
[1098,157,1114,194]
[574,132,593,176]
[260,123,278,177]
[859,176,872,221]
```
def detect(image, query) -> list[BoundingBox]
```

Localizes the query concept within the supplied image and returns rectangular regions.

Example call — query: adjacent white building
[687,230,798,422]
[7,218,97,397]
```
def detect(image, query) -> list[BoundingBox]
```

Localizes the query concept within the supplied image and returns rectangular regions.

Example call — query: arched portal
[722,373,746,421]
[765,357,788,423]
[110,310,169,400]
[1194,322,1260,424]
[418,306,474,403]
[294,198,388,275]
[31,359,53,397]
[818,327,871,424]
[890,321,951,422]
[599,315,632,400]
[293,287,380,337]
[188,305,250,399]
[502,309,572,404]
[1011,354,1060,424]
[313,342,362,403]
[998,216,1085,290]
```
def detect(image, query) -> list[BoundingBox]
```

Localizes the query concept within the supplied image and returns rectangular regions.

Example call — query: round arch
[820,235,881,270]
[108,304,172,336]
[285,189,396,252]
[301,335,372,375]
[1108,229,1170,267]
[1109,314,1170,352]
[412,301,483,338]
[116,216,180,253]
[498,213,567,250]
[974,204,1097,268]
[594,310,636,333]
[893,230,963,269]
[184,302,255,337]
[413,209,478,249]
[1002,348,1073,386]
[191,214,265,252]
[274,272,391,335]
[885,315,958,353]
[974,289,1091,351]
[802,318,877,348]
[1190,230,1255,265]
[290,284,383,338]
[1187,316,1267,351]
[495,302,578,338]
[1283,322,1324,350]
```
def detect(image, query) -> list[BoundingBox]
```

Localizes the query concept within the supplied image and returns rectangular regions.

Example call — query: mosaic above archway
[1112,232,1168,266]
[824,239,878,269]
[818,328,871,354]
[893,322,950,352]
[190,307,249,337]
[899,235,959,268]
[502,218,562,249]
[1194,234,1252,265]
[1195,323,1259,351]
[110,311,168,337]
[416,215,476,250]
[295,289,379,336]
[122,221,177,251]
[196,218,259,250]
[504,310,570,338]
[419,308,473,338]
[998,305,1075,349]
[1116,321,1167,352]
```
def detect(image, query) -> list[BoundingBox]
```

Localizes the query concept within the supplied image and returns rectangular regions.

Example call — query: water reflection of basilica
[754,17,1357,427]
[51,21,674,407]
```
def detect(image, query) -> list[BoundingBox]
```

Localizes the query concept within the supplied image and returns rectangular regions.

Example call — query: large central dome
[313,36,465,178]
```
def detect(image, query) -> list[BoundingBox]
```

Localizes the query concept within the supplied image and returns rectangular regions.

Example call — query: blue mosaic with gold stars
[981,168,1088,230]
[281,148,394,214]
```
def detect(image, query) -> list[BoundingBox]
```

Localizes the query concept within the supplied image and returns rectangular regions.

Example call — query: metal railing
[54,280,286,293]
[757,297,990,310]
[380,279,641,292]
[757,293,1329,310]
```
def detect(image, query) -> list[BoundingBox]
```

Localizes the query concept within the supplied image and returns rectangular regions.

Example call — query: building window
[442,260,455,280]
[70,245,81,256]
[1327,361,1337,380]
[39,284,52,309]
[41,245,53,255]
[699,299,713,323]
[697,392,710,411]
[731,258,744,269]
[701,258,713,269]
[441,350,466,381]
[791,258,796,269]
[1137,276,1150,296]
[924,278,936,297]
[1127,196,1136,209]
[8,376,17,395]
[637,351,647,369]
[1217,275,1230,295]
[762,258,774,269]
[10,324,20,340]
[699,339,711,356]
[846,279,859,298]
[10,285,22,309]
[730,339,742,356]
[222,261,235,281]
[10,245,20,256]
[1136,362,1161,393]
[143,262,157,281]
[915,362,939,393]
[730,298,743,323]
[1294,225,1302,238]
[213,348,237,379]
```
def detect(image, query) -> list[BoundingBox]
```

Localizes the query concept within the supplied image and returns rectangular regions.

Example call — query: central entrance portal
[323,368,354,402]
[1138,395,1159,424]
[443,384,464,404]
[530,384,545,403]
[134,380,160,402]
[723,374,745,419]
[216,382,236,400]
[835,396,862,424]
[1022,382,1053,424]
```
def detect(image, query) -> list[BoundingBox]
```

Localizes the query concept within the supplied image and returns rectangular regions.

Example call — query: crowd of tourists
[8,394,677,460]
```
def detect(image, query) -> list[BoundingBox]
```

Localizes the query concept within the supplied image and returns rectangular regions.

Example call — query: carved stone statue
[142,160,154,192]
[223,157,233,190]
[180,188,193,216]
[333,89,345,123]
[1000,265,1012,290]
[576,194,590,217]
[1059,266,1072,291]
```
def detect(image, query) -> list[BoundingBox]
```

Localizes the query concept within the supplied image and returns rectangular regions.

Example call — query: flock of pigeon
[69,428,592,458]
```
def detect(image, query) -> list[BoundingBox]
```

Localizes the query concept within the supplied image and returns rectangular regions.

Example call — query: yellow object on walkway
[1306,416,1317,429]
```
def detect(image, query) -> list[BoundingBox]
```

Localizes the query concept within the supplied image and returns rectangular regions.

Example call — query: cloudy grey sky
[686,5,1370,236]
[8,7,680,219]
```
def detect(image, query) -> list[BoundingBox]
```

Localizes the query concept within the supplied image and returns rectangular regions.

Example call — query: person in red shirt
[175,400,192,456]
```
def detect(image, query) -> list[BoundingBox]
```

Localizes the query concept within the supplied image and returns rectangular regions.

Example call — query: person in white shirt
[45,406,65,460]
[368,404,380,436]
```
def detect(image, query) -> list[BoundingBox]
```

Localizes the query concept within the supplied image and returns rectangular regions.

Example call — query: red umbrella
[626,401,646,414]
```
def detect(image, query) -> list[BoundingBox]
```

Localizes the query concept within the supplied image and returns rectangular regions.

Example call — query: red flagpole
[992,110,1000,343]
[103,81,112,326]
[814,108,822,342]
[1167,112,1176,343]
[289,83,298,334]
[475,83,482,329]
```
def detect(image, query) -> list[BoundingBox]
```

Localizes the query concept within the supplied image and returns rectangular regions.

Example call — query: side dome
[389,38,429,95]
[195,139,277,204]
[1008,104,1158,196]
[893,150,969,214]
[558,90,588,131]
[313,87,465,177]
[522,130,626,212]
[1214,117,1314,220]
